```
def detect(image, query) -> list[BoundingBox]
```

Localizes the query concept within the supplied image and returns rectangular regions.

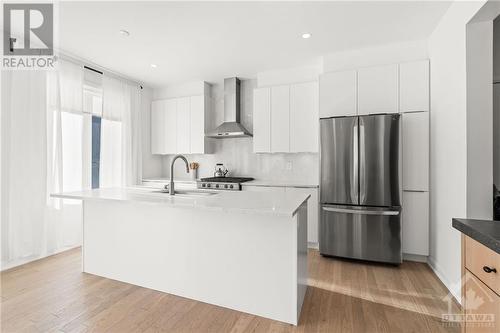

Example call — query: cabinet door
[271,85,290,152]
[290,82,319,153]
[151,100,165,154]
[402,112,429,191]
[286,187,319,245]
[164,99,177,154]
[253,88,271,153]
[358,64,398,115]
[402,191,429,256]
[463,271,500,333]
[190,95,205,154]
[176,97,191,154]
[320,70,357,117]
[399,60,429,112]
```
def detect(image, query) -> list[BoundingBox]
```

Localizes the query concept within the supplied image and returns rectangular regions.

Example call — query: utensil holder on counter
[191,168,198,180]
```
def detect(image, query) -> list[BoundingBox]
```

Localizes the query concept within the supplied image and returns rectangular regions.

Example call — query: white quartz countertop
[51,187,310,217]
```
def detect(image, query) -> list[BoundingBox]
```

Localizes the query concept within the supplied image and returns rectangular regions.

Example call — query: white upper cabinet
[357,64,398,115]
[151,100,166,154]
[271,85,290,152]
[176,97,191,154]
[253,82,319,153]
[399,60,429,112]
[319,70,357,118]
[253,87,271,153]
[402,111,429,191]
[151,93,209,155]
[189,95,206,154]
[163,99,178,154]
[290,82,319,152]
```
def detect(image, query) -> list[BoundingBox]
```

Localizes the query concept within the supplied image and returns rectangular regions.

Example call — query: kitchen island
[52,187,309,325]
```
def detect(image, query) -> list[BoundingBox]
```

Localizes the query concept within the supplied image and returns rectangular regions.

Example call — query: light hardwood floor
[1,248,460,333]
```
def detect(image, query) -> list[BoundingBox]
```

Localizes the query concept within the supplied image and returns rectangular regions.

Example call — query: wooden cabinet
[319,70,357,118]
[465,236,500,296]
[463,268,500,333]
[253,88,271,153]
[271,85,290,152]
[151,94,209,155]
[402,111,429,191]
[402,191,429,256]
[357,64,398,115]
[290,82,319,152]
[253,82,318,153]
[399,60,429,112]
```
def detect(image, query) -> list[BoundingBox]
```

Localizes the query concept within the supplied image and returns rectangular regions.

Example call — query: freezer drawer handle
[322,207,400,216]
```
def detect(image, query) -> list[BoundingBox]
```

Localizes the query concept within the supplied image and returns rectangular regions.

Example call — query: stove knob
[202,183,206,187]
[207,184,211,188]
[216,184,219,188]
[224,184,228,189]
[229,184,234,189]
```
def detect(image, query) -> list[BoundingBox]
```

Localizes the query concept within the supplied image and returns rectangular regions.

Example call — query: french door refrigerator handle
[322,206,400,216]
[351,118,359,204]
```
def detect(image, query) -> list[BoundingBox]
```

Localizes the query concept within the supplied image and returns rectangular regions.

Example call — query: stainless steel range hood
[206,77,252,138]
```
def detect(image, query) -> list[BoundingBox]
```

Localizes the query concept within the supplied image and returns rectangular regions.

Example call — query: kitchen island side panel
[82,199,306,325]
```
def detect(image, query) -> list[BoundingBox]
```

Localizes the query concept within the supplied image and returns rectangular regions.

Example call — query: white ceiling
[59,1,451,87]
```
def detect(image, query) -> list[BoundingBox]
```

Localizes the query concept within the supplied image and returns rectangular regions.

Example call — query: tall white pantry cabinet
[319,59,430,258]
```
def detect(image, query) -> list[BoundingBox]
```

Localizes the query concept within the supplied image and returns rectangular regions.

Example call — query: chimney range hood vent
[206,77,252,139]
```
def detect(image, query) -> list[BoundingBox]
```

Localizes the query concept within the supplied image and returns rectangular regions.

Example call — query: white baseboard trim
[427,255,461,305]
[307,242,319,250]
[403,253,428,263]
[1,245,80,272]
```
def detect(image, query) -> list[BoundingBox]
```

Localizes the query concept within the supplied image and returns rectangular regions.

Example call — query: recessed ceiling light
[150,64,157,68]
[119,29,130,37]
[302,33,312,39]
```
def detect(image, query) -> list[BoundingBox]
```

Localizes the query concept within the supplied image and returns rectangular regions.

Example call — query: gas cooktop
[198,177,254,190]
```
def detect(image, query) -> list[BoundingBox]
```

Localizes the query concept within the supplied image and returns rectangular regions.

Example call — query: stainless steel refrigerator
[319,114,402,264]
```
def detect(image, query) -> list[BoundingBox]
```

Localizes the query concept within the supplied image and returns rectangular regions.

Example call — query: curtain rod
[57,52,144,90]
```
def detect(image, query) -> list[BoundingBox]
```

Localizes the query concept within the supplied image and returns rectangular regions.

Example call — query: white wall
[322,39,428,73]
[427,0,486,301]
[140,86,163,178]
[466,20,493,220]
[494,19,500,189]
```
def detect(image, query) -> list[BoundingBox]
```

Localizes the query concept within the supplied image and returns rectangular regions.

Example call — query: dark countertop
[452,218,500,254]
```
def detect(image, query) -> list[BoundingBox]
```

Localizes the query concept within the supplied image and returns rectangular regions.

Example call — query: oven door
[319,204,402,264]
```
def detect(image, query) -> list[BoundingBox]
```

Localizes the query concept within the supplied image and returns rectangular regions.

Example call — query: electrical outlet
[286,161,293,171]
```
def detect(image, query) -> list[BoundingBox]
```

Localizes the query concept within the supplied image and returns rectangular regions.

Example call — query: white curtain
[0,60,87,269]
[101,75,142,187]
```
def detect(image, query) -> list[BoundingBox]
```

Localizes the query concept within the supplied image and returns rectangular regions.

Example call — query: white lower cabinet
[241,185,319,246]
[402,191,429,256]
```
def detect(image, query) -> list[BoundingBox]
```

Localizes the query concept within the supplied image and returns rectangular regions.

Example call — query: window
[83,85,103,188]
